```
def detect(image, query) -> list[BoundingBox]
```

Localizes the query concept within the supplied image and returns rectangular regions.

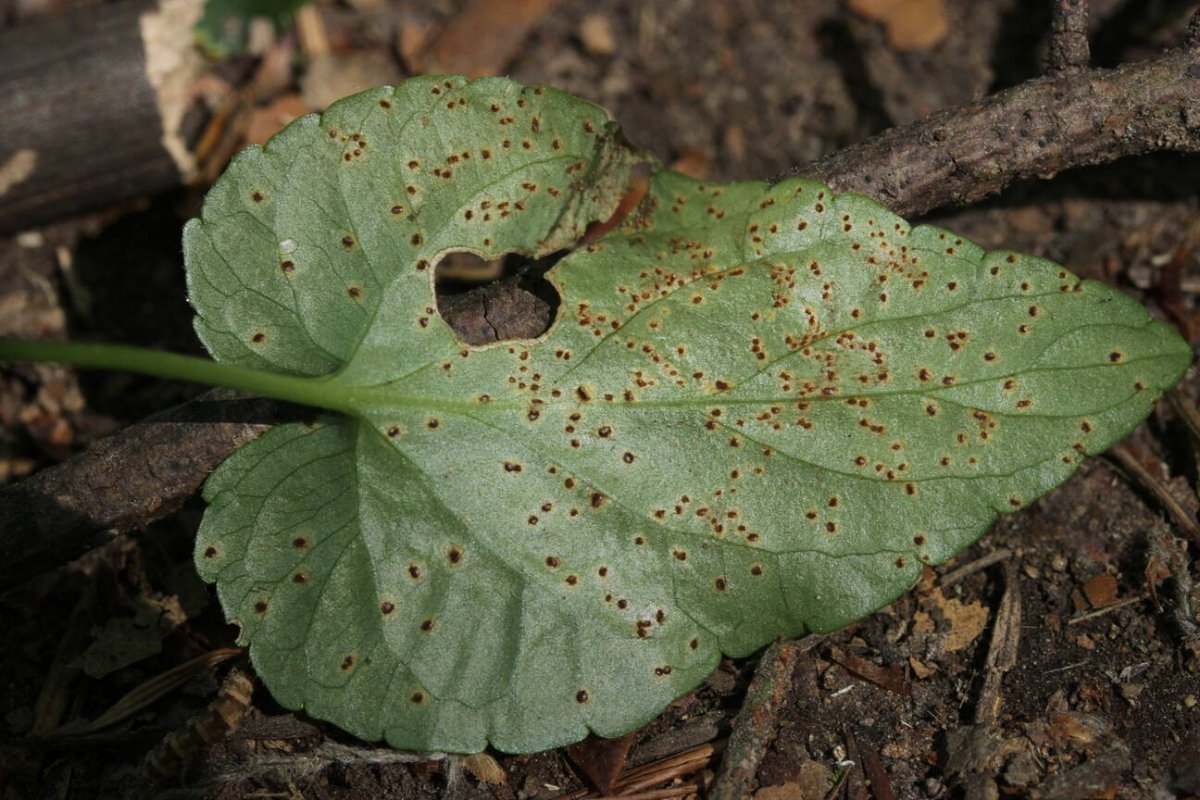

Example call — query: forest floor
[2,1,1199,798]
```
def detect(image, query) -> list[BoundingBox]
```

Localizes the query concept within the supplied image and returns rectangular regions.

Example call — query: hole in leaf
[434,250,567,345]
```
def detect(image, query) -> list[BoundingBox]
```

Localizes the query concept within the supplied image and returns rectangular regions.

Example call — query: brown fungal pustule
[408,564,421,579]
[254,600,269,614]
[420,619,435,632]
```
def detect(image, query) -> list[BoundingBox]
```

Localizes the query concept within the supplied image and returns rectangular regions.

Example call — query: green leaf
[196,0,312,58]
[187,76,1191,754]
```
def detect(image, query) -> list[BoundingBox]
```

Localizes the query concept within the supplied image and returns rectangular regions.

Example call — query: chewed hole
[434,249,567,345]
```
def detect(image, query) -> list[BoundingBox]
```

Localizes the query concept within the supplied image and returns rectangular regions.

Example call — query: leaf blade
[189,79,1191,754]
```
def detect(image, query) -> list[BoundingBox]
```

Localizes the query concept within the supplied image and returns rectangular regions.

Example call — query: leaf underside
[186,76,1191,754]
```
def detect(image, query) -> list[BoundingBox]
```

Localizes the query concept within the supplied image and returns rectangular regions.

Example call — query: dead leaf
[80,593,188,679]
[923,591,989,654]
[396,15,435,70]
[461,752,506,785]
[244,95,313,147]
[422,0,558,77]
[846,0,950,52]
[300,51,403,111]
[566,731,635,794]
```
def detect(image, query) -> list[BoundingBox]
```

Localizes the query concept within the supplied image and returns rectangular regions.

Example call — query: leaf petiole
[0,339,358,415]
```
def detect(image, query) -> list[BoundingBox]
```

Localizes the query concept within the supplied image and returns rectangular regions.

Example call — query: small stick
[939,548,1013,588]
[708,635,824,800]
[1045,0,1091,74]
[1108,443,1200,545]
[855,731,899,800]
[1167,389,1200,444]
[555,741,723,800]
[612,742,723,794]
[611,779,706,800]
[975,562,1022,726]
[1066,594,1147,625]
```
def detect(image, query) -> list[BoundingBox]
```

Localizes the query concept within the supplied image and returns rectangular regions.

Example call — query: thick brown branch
[0,391,287,585]
[788,45,1200,217]
[1045,0,1091,74]
[3,42,1200,583]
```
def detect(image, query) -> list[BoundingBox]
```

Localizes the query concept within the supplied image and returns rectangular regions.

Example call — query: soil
[1,1,1199,798]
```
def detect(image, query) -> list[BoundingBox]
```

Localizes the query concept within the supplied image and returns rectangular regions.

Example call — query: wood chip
[1080,573,1118,608]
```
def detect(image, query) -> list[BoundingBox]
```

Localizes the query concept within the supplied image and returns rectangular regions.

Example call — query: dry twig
[791,34,1200,217]
[1045,0,1090,74]
[708,635,824,800]
[976,562,1022,727]
[1108,442,1200,545]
